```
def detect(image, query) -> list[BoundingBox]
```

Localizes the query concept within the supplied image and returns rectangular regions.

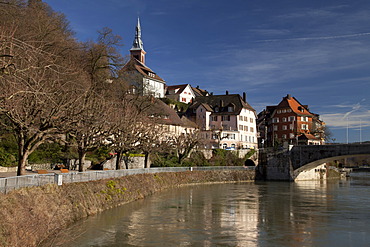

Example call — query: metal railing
[0,166,255,193]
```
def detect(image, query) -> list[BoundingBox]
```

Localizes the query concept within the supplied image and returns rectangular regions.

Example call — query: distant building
[165,84,195,104]
[258,94,325,146]
[191,85,209,97]
[186,91,258,150]
[121,18,166,98]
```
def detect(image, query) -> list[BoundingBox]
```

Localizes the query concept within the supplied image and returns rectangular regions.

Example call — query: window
[211,116,218,121]
[239,125,243,130]
[250,118,254,123]
[301,116,308,122]
[301,124,308,130]
[274,125,278,131]
[244,126,248,131]
[222,115,230,121]
[290,124,294,130]
[181,97,186,102]
[288,116,295,121]
[223,143,227,149]
[287,109,292,113]
[290,133,295,139]
[282,134,287,139]
[239,116,243,121]
[282,117,287,122]
[282,109,286,113]
[222,133,229,139]
[272,117,279,123]
[250,127,254,132]
[228,106,234,112]
[229,134,236,140]
[244,116,248,122]
[277,110,281,114]
[215,107,219,112]
[283,125,287,130]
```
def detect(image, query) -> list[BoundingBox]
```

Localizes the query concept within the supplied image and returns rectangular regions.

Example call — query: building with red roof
[258,94,325,147]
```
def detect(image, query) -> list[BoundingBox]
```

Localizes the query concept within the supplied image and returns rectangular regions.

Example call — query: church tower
[130,17,146,64]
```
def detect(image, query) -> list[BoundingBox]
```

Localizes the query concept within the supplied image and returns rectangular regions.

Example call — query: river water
[45,172,370,247]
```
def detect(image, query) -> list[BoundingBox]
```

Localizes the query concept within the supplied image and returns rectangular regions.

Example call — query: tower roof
[130,17,144,51]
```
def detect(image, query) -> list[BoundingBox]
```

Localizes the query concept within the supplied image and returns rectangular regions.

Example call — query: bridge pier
[258,148,294,181]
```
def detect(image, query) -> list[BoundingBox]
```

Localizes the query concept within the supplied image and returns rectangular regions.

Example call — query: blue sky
[44,0,370,143]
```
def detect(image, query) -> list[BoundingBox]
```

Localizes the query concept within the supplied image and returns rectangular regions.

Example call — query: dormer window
[227,103,235,112]
[214,106,219,112]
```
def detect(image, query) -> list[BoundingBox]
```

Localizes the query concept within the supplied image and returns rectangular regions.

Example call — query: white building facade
[187,93,258,150]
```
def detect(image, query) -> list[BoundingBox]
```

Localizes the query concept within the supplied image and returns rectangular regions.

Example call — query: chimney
[226,90,229,95]
[243,92,246,102]
[287,94,291,99]
[220,100,224,107]
[210,92,213,96]
[196,85,199,89]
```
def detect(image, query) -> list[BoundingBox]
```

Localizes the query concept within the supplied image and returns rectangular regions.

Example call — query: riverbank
[0,170,254,247]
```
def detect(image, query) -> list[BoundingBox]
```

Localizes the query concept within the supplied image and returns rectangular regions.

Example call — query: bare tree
[138,121,170,168]
[67,28,125,172]
[0,1,88,175]
[171,129,201,165]
[108,92,153,169]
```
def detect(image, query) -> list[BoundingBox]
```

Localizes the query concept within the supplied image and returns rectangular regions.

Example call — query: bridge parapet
[290,144,370,170]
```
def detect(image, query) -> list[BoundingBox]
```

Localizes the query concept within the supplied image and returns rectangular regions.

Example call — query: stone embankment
[0,170,254,247]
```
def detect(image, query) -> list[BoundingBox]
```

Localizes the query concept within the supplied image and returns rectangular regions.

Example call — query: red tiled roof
[276,95,314,116]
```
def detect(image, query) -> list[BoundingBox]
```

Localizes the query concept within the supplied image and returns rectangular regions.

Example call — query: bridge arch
[292,154,370,180]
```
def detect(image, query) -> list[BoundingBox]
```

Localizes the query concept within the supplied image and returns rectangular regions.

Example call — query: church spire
[130,17,146,63]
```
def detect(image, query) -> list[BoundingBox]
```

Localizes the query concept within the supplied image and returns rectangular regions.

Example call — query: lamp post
[346,117,349,144]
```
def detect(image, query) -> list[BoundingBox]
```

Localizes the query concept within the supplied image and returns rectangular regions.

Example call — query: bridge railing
[0,166,254,193]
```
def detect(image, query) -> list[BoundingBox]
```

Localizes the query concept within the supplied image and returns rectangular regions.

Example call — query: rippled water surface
[44,172,370,247]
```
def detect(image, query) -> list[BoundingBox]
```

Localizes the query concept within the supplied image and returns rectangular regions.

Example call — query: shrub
[210,149,245,166]
[0,146,16,167]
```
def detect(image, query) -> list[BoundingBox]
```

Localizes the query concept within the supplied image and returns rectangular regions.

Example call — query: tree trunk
[17,150,29,176]
[115,151,122,170]
[123,153,129,169]
[144,152,150,168]
[17,135,30,176]
[78,149,86,172]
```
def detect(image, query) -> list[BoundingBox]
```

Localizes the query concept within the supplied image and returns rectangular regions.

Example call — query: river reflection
[43,173,370,247]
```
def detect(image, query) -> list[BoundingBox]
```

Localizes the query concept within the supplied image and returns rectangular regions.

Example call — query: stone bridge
[258,144,370,181]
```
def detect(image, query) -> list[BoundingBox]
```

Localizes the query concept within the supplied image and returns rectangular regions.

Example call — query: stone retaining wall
[0,170,254,247]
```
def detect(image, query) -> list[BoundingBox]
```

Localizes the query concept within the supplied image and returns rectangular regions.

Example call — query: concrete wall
[102,156,145,170]
[0,166,17,173]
